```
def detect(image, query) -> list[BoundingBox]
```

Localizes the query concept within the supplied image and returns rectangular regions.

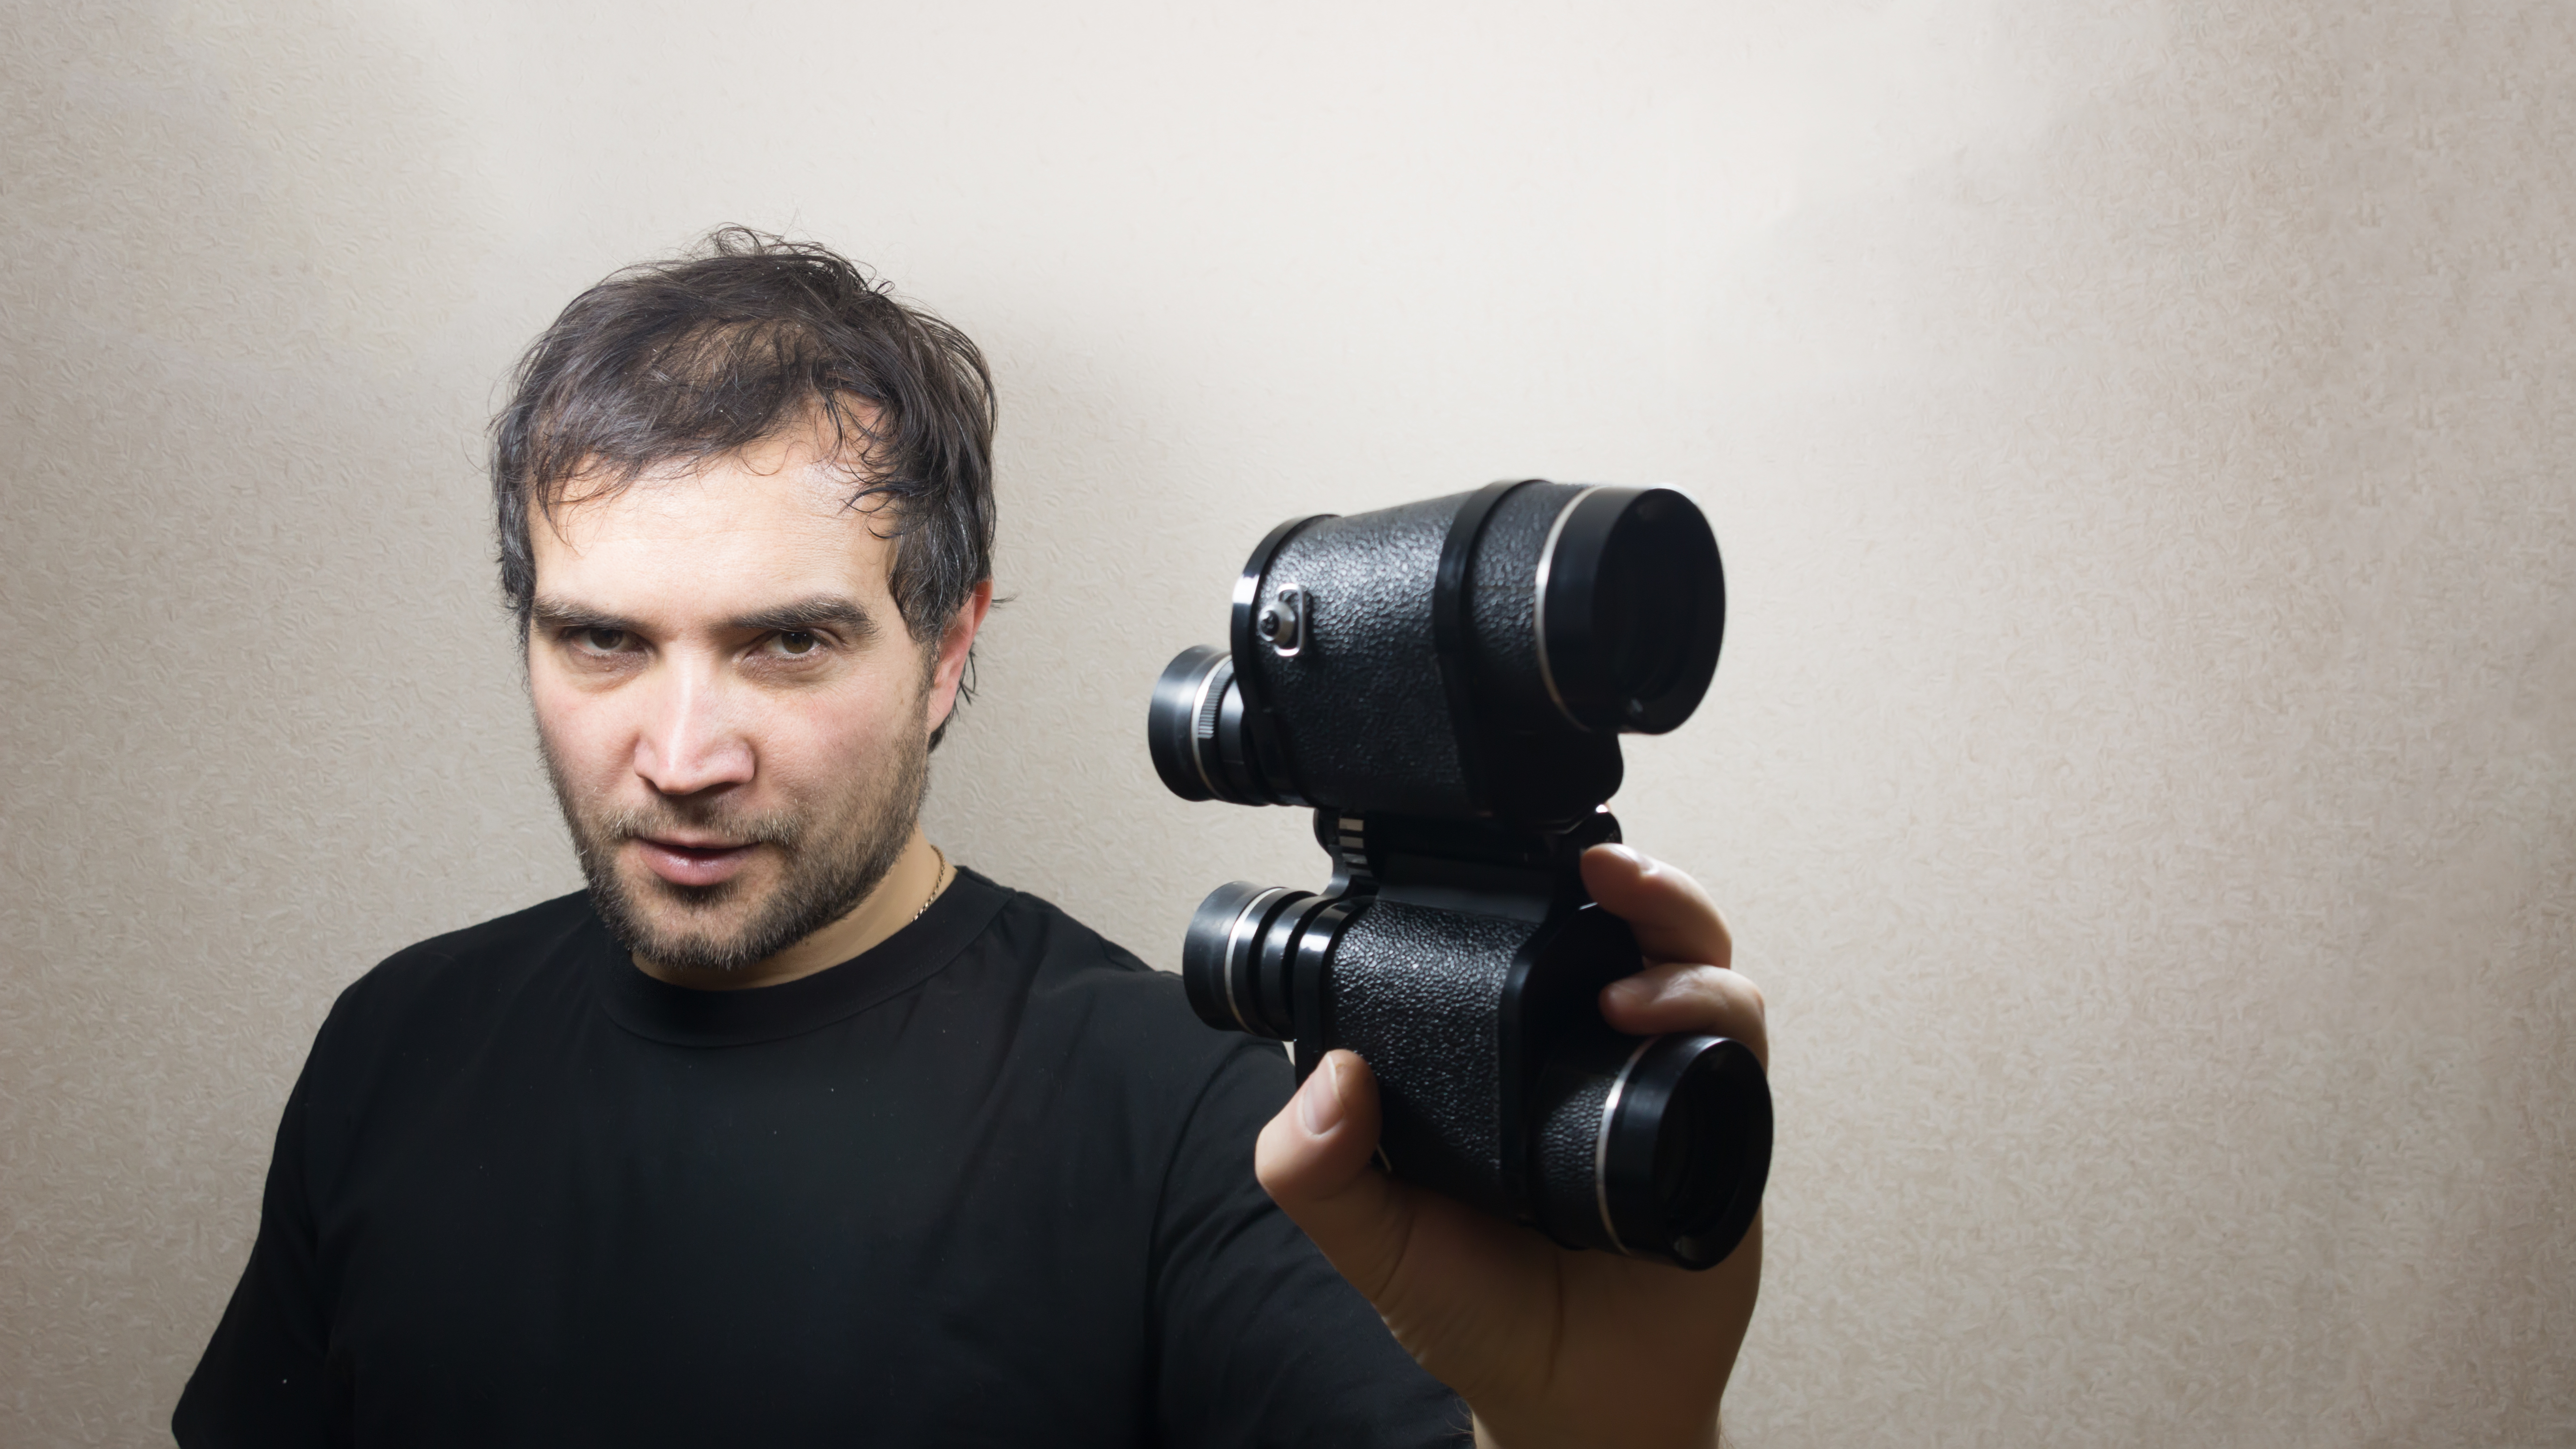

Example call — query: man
[176,230,1768,1447]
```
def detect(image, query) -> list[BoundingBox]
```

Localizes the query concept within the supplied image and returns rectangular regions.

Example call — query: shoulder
[311,891,599,1061]
[341,889,596,1001]
[976,881,1194,1026]
[965,876,1290,1106]
[274,891,604,1182]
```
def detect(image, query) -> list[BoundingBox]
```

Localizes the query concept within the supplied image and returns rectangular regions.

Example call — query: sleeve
[170,1054,339,1446]
[1149,1043,1473,1449]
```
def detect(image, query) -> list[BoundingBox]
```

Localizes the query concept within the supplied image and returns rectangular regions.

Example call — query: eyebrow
[726,596,880,640]
[527,595,880,641]
[530,597,642,635]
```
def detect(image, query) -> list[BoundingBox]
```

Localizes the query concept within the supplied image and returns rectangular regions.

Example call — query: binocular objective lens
[1537,1030,1769,1270]
[1593,523,1700,709]
[1536,487,1725,735]
[1615,1034,1770,1270]
[1650,1088,1700,1216]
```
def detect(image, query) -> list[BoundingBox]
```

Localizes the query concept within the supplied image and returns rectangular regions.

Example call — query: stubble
[540,721,931,975]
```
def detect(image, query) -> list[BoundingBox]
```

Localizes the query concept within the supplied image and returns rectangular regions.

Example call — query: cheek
[529,677,629,782]
[770,694,906,773]
[759,679,922,788]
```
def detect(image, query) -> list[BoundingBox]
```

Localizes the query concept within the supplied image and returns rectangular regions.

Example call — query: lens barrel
[1534,487,1725,735]
[1147,483,1724,820]
[1181,880,1352,1041]
[1149,645,1303,807]
[1533,1030,1770,1270]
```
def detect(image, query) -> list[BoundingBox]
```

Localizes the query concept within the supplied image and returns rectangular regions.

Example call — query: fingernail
[1297,1054,1346,1138]
[1608,976,1656,1008]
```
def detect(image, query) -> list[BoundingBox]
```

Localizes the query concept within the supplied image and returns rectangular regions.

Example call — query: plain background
[5,0,2571,1443]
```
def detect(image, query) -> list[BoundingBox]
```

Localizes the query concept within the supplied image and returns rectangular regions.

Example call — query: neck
[633,828,949,991]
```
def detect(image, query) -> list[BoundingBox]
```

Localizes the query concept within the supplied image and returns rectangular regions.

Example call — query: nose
[631,659,755,798]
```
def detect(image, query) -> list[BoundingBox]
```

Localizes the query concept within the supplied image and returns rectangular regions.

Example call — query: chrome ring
[1531,485,1602,729]
[1594,1035,1658,1256]
[1222,887,1290,1035]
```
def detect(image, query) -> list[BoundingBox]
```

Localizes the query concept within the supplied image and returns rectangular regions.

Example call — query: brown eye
[773,631,820,657]
[579,627,629,653]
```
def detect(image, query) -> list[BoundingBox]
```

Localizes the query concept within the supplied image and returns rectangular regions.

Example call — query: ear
[924,579,996,733]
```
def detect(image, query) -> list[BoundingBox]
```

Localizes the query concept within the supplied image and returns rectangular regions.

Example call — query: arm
[1151,1041,1473,1447]
[1255,844,1767,1449]
[171,1061,337,1446]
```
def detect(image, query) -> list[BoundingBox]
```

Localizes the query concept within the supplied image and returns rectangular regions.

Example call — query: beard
[541,724,931,975]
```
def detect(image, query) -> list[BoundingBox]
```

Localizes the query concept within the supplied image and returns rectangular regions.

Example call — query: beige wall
[5,0,2571,1442]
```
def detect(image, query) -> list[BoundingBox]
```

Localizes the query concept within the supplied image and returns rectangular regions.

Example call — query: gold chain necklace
[913,846,951,922]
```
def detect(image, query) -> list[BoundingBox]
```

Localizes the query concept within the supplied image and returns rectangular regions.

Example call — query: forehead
[531,433,897,620]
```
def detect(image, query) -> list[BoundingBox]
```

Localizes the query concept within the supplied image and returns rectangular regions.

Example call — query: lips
[632,837,760,888]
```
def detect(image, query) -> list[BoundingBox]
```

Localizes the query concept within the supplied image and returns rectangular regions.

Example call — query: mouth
[629,836,762,889]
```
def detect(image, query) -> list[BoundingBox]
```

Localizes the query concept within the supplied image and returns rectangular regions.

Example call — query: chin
[603,866,776,964]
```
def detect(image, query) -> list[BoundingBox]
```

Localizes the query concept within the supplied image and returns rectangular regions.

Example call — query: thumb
[1255,1050,1412,1299]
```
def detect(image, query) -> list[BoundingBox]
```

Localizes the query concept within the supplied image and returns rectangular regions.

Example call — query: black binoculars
[1148,480,1770,1270]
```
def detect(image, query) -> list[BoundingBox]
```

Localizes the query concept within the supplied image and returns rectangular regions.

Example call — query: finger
[1254,1050,1414,1300]
[1581,842,1732,970]
[1601,962,1769,1069]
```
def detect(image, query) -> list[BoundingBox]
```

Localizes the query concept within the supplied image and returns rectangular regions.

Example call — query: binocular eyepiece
[1148,480,1769,1270]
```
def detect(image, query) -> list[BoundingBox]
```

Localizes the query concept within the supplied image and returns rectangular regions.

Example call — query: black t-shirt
[175,869,1465,1446]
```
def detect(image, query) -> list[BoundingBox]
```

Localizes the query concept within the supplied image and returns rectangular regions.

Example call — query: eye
[769,630,821,658]
[574,627,631,654]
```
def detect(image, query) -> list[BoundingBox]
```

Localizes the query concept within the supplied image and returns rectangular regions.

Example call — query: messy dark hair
[490,227,997,734]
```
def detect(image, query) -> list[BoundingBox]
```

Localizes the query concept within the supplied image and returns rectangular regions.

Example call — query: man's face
[525,424,961,973]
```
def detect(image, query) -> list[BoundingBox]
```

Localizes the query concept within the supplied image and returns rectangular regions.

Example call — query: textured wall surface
[4,1,2570,1443]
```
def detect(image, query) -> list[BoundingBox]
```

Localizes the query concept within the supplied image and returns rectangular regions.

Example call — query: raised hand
[1255,843,1768,1449]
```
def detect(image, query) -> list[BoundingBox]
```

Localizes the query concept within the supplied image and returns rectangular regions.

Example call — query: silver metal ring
[1185,655,1228,799]
[1531,485,1602,729]
[1594,1035,1657,1256]
[1222,887,1289,1034]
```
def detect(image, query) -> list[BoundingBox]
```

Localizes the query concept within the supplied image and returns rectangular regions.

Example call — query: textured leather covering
[1465,480,1583,727]
[1247,483,1623,820]
[1465,482,1626,817]
[1320,898,1533,1215]
[1254,495,1473,815]
[1530,1055,1620,1252]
